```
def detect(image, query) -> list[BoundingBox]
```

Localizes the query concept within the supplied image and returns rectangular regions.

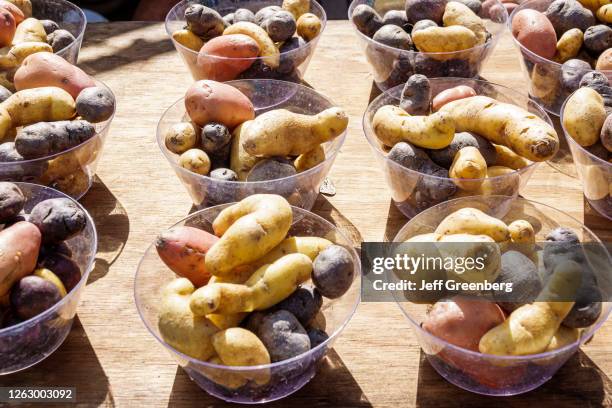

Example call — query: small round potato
[40,19,59,34]
[373,24,412,50]
[179,148,211,175]
[494,251,542,312]
[382,9,410,32]
[47,29,75,52]
[600,114,612,152]
[263,10,296,42]
[307,328,329,348]
[545,0,595,36]
[297,12,322,42]
[185,4,225,39]
[76,86,115,123]
[234,8,255,23]
[584,24,612,55]
[209,167,238,181]
[38,252,81,292]
[254,5,282,26]
[274,285,323,326]
[312,245,355,299]
[10,275,61,320]
[247,158,297,181]
[561,58,592,91]
[0,182,24,222]
[257,310,311,362]
[400,74,431,115]
[164,122,198,154]
[29,197,86,243]
[405,0,447,25]
[351,4,384,37]
[201,122,231,154]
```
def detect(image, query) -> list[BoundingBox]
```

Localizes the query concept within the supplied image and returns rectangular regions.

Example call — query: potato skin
[12,17,44,45]
[10,275,61,319]
[429,132,497,168]
[400,74,431,115]
[212,327,271,384]
[583,24,612,55]
[205,194,293,278]
[493,144,531,169]
[405,0,447,24]
[197,34,260,82]
[449,146,487,191]
[257,310,310,362]
[164,122,198,154]
[297,12,322,42]
[553,28,583,62]
[75,86,115,123]
[432,85,476,111]
[600,113,612,152]
[178,148,211,175]
[4,86,76,127]
[435,207,510,242]
[282,0,310,19]
[242,107,348,157]
[37,252,81,292]
[312,245,355,299]
[0,7,15,47]
[294,144,325,172]
[223,22,280,68]
[443,1,487,44]
[15,52,95,99]
[47,29,75,53]
[511,9,557,59]
[185,4,224,39]
[545,0,594,36]
[596,47,612,70]
[412,25,478,55]
[0,181,24,222]
[563,86,606,147]
[172,29,204,52]
[29,198,86,244]
[5,0,30,18]
[185,80,255,129]
[0,221,41,297]
[156,226,218,287]
[351,4,384,37]
[15,120,95,159]
[230,120,260,180]
[0,1,24,24]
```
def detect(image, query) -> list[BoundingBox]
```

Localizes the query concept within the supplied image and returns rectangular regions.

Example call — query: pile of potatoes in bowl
[562,84,612,216]
[0,182,91,372]
[0,51,115,198]
[162,79,348,206]
[401,204,607,392]
[150,194,357,396]
[349,0,508,89]
[511,0,612,114]
[170,0,324,82]
[367,75,558,215]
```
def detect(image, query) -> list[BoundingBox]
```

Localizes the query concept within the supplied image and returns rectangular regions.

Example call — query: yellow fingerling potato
[34,268,67,297]
[412,25,478,56]
[562,87,606,147]
[157,278,218,361]
[230,120,260,181]
[440,95,559,161]
[372,105,455,149]
[297,13,322,41]
[172,29,204,52]
[0,107,11,141]
[553,28,583,62]
[191,253,312,315]
[211,328,271,384]
[443,1,487,44]
[596,4,612,22]
[12,17,45,45]
[205,194,293,278]
[449,146,487,191]
[3,86,76,127]
[546,326,580,351]
[6,0,32,18]
[223,22,280,68]
[435,207,510,242]
[242,107,348,157]
[282,0,310,19]
[256,236,332,265]
[479,260,582,356]
[493,144,531,170]
[294,145,325,172]
[203,355,249,389]
[578,0,610,12]
[438,233,502,283]
[508,220,535,244]
[8,41,52,64]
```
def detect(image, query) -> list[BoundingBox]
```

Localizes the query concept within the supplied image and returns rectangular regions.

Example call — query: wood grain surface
[1,21,610,407]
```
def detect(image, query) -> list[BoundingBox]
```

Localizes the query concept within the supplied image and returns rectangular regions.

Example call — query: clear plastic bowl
[363,77,544,219]
[561,93,612,220]
[509,0,612,116]
[349,0,508,91]
[157,79,346,210]
[32,0,87,64]
[0,182,97,375]
[0,80,116,200]
[393,195,611,396]
[165,0,327,83]
[134,204,361,404]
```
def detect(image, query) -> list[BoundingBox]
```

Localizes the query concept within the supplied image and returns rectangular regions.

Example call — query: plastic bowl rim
[156,78,347,185]
[0,182,98,336]
[391,194,612,361]
[347,0,509,57]
[134,203,362,372]
[0,79,116,166]
[362,77,545,183]
[164,0,328,61]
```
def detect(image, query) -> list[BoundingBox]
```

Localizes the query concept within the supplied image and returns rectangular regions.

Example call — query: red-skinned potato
[14,52,95,99]
[0,221,41,297]
[197,34,260,82]
[0,1,24,24]
[511,9,557,59]
[185,80,255,129]
[156,226,219,287]
[432,85,477,111]
[0,7,15,47]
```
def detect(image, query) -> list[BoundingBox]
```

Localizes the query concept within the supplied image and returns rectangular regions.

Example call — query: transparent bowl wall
[165,0,327,83]
[363,77,543,219]
[349,0,508,91]
[0,182,97,375]
[509,0,612,116]
[0,81,115,200]
[32,0,87,64]
[157,79,346,210]
[561,95,612,220]
[393,195,611,396]
[135,204,361,404]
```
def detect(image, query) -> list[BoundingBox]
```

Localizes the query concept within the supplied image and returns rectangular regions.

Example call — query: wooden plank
[2,21,610,407]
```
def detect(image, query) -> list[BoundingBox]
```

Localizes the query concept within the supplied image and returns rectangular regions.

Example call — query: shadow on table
[546,115,578,179]
[1,317,115,407]
[415,349,611,408]
[384,200,410,242]
[167,349,372,407]
[80,178,130,285]
[312,194,363,249]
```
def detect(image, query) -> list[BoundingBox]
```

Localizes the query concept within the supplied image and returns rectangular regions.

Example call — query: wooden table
[2,21,611,407]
